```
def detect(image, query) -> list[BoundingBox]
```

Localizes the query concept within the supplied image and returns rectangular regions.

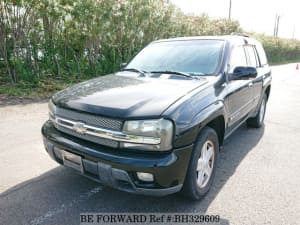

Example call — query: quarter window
[245,45,259,67]
[256,43,268,66]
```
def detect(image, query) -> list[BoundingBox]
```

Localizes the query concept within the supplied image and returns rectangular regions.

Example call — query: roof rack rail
[230,32,250,37]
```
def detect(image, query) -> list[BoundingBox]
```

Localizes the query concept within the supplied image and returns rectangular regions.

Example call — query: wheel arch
[173,101,227,148]
[194,102,227,147]
[205,115,225,146]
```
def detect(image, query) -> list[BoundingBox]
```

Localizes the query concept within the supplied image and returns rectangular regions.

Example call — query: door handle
[248,82,253,87]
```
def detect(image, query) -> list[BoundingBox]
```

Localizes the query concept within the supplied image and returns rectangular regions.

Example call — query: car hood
[52,72,209,119]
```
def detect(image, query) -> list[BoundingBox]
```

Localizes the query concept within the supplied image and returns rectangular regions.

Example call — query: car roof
[151,35,259,46]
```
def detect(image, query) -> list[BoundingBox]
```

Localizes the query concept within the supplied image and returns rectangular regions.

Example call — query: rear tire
[181,127,219,200]
[247,93,267,128]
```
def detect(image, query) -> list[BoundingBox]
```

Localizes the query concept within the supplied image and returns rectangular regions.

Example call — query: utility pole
[292,25,295,39]
[273,14,282,38]
[228,0,232,20]
[276,15,281,37]
[273,14,278,37]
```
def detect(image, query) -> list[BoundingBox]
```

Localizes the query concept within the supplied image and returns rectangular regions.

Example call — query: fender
[173,100,227,148]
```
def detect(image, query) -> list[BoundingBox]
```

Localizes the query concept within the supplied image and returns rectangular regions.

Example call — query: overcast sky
[170,0,300,39]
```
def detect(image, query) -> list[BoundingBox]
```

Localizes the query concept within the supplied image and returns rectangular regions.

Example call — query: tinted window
[245,45,259,67]
[228,46,247,72]
[126,40,225,75]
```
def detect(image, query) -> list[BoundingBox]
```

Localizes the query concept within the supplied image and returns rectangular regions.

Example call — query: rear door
[244,45,263,109]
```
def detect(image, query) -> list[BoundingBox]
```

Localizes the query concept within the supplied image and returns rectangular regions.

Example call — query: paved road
[1,64,300,225]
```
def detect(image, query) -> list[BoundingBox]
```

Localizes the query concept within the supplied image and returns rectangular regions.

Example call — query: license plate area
[62,151,83,173]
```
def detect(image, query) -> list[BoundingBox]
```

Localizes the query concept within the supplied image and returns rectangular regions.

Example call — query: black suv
[42,35,271,200]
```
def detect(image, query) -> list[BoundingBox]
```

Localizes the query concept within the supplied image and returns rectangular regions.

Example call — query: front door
[225,45,255,132]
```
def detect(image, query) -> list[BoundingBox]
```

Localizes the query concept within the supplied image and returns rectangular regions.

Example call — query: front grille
[55,106,122,148]
[57,126,119,148]
[56,107,123,131]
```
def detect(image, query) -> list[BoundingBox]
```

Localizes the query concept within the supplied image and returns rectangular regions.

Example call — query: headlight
[48,100,56,122]
[121,119,173,151]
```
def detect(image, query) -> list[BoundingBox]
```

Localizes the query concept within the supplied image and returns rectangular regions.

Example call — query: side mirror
[120,62,127,70]
[229,66,257,80]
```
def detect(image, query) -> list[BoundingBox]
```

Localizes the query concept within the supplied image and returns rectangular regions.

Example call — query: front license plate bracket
[62,151,83,173]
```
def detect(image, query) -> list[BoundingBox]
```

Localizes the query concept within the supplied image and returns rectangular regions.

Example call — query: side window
[245,45,259,68]
[228,46,247,73]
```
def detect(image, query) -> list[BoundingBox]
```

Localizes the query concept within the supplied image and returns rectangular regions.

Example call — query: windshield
[126,39,225,76]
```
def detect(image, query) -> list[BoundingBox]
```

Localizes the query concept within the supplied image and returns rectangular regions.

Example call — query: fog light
[137,172,154,182]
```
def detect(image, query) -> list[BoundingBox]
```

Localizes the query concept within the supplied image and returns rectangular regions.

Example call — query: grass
[0,79,74,97]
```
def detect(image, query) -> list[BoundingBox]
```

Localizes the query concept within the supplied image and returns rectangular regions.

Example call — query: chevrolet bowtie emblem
[73,122,87,134]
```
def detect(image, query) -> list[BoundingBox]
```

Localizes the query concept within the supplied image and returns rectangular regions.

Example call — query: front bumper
[42,121,193,196]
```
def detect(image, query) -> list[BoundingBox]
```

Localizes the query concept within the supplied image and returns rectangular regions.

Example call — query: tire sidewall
[186,127,219,198]
[258,94,267,126]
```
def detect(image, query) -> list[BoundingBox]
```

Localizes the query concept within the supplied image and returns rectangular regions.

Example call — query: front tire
[181,127,219,200]
[247,93,267,128]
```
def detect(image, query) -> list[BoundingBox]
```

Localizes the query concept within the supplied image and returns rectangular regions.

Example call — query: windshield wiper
[121,68,148,76]
[150,70,196,79]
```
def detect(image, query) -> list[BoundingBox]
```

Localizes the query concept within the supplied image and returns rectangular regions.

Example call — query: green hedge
[253,34,300,64]
[0,0,300,93]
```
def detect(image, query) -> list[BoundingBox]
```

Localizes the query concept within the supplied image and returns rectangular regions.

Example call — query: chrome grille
[54,106,122,148]
[56,107,123,131]
[57,125,119,148]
